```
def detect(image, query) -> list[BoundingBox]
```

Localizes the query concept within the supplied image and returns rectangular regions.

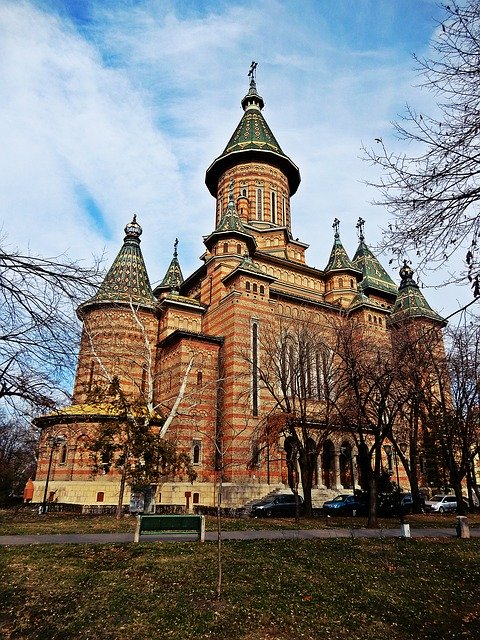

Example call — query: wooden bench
[134,514,205,542]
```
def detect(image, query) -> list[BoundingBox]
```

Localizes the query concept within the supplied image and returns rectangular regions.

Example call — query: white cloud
[0,0,472,315]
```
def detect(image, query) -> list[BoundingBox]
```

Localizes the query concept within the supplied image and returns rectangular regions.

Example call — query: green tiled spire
[352,218,397,297]
[224,79,282,155]
[205,68,300,197]
[79,215,156,312]
[155,239,184,296]
[204,181,257,253]
[389,261,445,324]
[216,182,250,233]
[324,219,361,274]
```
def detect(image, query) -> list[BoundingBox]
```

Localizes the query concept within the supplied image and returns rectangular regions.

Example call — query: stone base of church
[31,478,342,511]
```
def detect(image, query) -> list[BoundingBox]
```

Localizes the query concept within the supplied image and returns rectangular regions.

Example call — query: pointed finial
[356,217,365,241]
[398,259,418,291]
[124,214,142,239]
[333,218,340,237]
[242,62,264,111]
[174,238,178,258]
[248,61,258,82]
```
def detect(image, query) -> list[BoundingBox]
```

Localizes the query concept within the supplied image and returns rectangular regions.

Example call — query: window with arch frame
[192,440,202,465]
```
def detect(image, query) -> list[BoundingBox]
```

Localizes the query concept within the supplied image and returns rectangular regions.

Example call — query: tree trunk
[216,469,223,600]
[116,464,127,520]
[299,454,316,517]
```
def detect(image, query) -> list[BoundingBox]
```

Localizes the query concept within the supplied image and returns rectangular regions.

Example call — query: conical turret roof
[389,262,445,324]
[79,215,156,314]
[154,239,184,296]
[324,219,362,275]
[352,219,397,298]
[204,184,256,253]
[205,70,300,197]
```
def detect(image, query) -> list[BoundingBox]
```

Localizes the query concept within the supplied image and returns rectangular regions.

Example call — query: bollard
[400,523,411,539]
[456,516,470,539]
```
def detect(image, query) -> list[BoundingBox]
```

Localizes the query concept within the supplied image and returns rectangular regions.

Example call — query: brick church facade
[32,74,444,510]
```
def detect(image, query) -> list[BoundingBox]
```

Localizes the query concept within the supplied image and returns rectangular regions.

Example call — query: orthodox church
[32,71,444,511]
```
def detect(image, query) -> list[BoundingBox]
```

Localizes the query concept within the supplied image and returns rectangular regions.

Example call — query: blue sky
[0,0,471,316]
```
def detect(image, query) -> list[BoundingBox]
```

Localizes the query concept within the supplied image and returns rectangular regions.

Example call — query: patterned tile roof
[217,190,250,233]
[324,222,360,274]
[352,239,397,297]
[224,81,283,155]
[154,239,184,295]
[80,216,156,311]
[204,185,257,253]
[205,76,301,196]
[389,262,445,324]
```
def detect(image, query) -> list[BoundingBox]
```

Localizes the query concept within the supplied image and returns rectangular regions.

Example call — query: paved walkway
[1,526,478,545]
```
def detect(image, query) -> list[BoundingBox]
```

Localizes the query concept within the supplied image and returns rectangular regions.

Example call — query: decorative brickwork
[32,77,445,509]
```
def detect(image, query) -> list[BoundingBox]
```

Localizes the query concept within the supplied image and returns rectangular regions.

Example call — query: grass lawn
[1,537,479,639]
[1,508,479,535]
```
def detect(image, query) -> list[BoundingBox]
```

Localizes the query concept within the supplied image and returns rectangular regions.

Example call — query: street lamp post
[40,436,65,515]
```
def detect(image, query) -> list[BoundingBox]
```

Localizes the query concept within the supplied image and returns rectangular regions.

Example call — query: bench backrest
[139,514,202,532]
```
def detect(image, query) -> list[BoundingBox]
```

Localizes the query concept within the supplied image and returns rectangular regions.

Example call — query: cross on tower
[332,218,340,235]
[356,217,365,241]
[248,61,258,81]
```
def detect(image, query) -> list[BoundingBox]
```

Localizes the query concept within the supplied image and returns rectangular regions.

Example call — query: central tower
[205,65,300,236]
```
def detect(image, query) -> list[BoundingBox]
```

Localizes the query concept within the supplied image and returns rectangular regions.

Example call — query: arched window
[271,191,276,224]
[252,283,258,293]
[192,440,201,465]
[246,281,251,292]
[236,243,241,254]
[96,492,104,503]
[59,443,67,465]
[350,279,354,288]
[259,285,265,296]
[241,188,247,197]
[368,314,372,322]
[338,277,344,288]
[223,242,228,254]
[193,492,200,504]
[256,188,263,220]
[196,371,203,387]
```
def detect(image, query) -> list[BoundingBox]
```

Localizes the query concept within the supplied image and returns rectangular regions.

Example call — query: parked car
[250,493,304,517]
[424,494,464,513]
[322,494,367,516]
[400,492,426,514]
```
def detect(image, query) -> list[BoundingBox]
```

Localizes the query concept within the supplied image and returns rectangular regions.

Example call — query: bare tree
[250,313,337,517]
[420,316,480,513]
[389,321,446,513]
[0,242,101,413]
[82,302,198,518]
[332,318,404,528]
[363,1,480,296]
[0,413,38,504]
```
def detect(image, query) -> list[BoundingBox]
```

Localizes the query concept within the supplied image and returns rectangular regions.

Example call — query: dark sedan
[322,494,367,516]
[250,494,304,517]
